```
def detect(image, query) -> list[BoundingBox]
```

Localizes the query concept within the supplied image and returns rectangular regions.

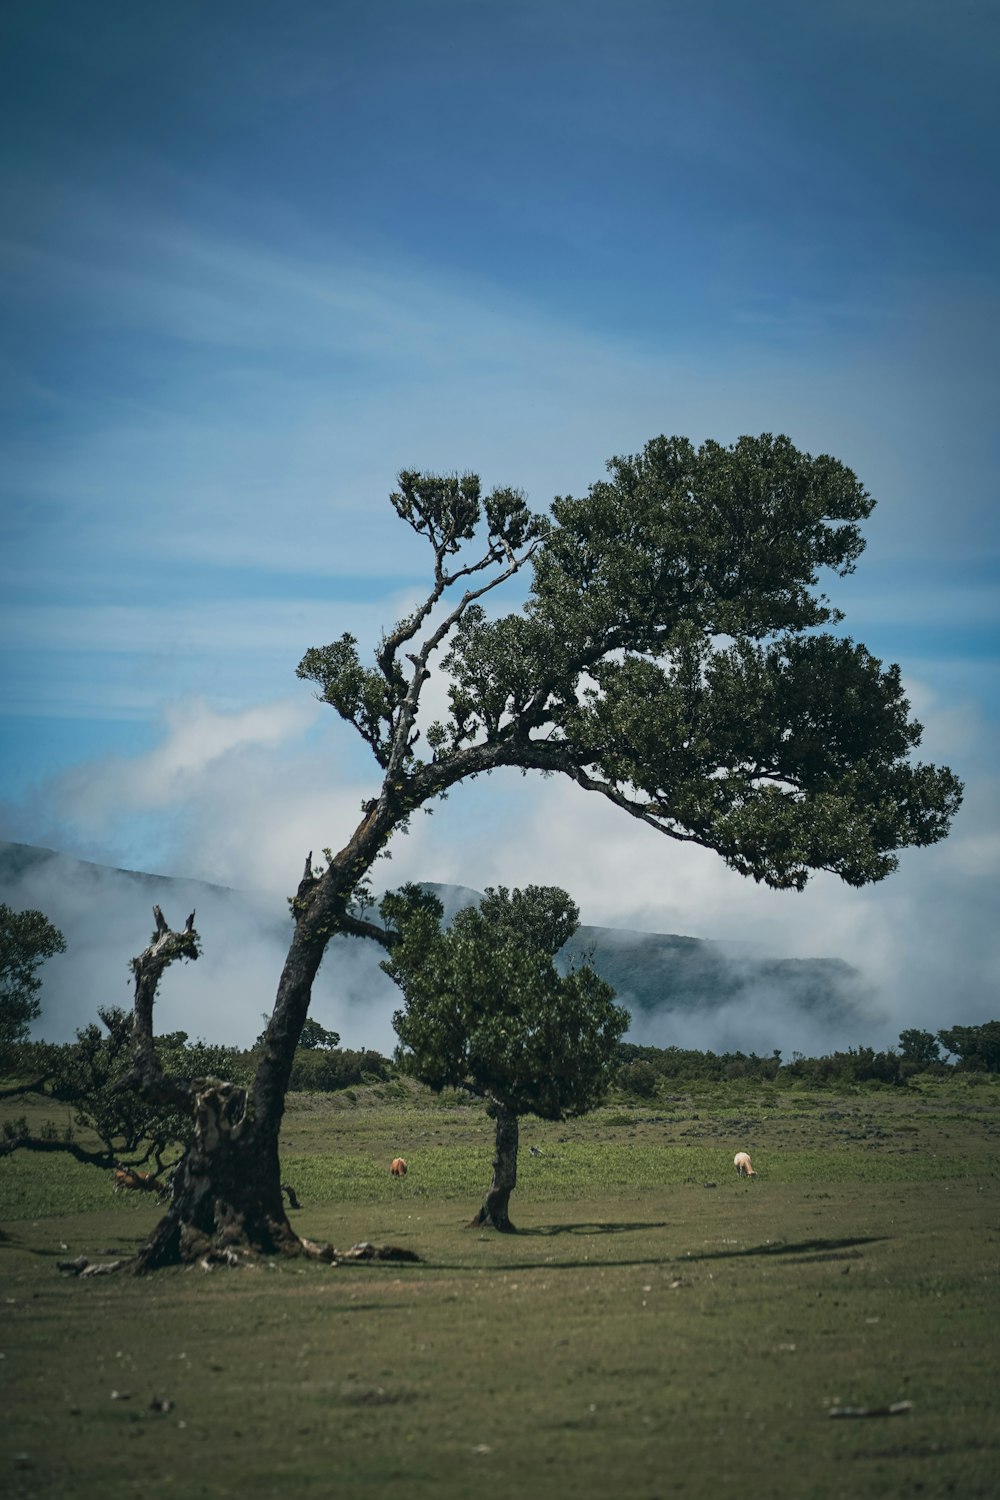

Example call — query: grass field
[2,1077,999,1499]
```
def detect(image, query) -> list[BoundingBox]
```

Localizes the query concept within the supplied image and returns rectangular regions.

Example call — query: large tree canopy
[115,433,961,1270]
[426,435,960,889]
[382,884,629,1231]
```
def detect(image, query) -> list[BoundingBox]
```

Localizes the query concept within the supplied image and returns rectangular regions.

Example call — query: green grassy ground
[2,1078,998,1499]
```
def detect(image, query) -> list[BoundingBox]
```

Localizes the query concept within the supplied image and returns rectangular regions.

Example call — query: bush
[288,1046,393,1093]
[618,1060,659,1098]
[781,1046,903,1087]
[615,1043,781,1085]
[938,1022,1000,1073]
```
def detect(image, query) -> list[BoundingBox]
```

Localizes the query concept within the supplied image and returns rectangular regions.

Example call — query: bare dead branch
[119,909,201,1111]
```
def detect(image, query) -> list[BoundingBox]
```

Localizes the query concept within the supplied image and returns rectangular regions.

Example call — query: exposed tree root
[58,1240,421,1277]
[468,1205,517,1233]
[58,1256,124,1277]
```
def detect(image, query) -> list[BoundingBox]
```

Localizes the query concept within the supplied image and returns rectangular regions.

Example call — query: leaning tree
[123,433,962,1270]
[383,884,629,1232]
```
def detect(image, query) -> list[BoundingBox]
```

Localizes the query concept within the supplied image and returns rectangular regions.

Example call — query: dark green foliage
[613,1035,1000,1090]
[938,1022,1000,1073]
[383,885,629,1120]
[49,1006,169,1160]
[389,471,544,556]
[3,1011,254,1167]
[296,633,401,767]
[533,434,874,644]
[287,1046,392,1092]
[616,1042,783,1086]
[435,434,962,891]
[0,904,66,1066]
[898,1028,942,1071]
[297,1018,342,1051]
[379,881,445,933]
[782,1045,904,1087]
[569,634,949,888]
[618,1058,660,1097]
[56,1009,254,1161]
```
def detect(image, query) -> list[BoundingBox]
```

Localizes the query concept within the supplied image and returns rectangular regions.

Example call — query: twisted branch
[118,907,200,1110]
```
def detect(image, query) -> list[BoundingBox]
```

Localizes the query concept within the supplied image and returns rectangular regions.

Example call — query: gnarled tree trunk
[469,1099,519,1233]
[126,807,398,1271]
[122,712,545,1269]
[133,1081,300,1271]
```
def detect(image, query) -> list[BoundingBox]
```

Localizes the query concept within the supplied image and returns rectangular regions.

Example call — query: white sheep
[733,1151,756,1179]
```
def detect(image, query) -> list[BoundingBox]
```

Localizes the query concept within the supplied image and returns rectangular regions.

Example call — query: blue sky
[1,0,998,1046]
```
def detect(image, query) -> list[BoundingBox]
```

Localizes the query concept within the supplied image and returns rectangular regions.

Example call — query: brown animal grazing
[733,1151,756,1179]
[390,1157,407,1177]
[113,1167,166,1197]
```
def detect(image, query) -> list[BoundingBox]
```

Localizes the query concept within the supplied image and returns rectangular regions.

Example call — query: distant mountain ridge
[0,840,236,896]
[417,880,865,1026]
[1,843,870,1049]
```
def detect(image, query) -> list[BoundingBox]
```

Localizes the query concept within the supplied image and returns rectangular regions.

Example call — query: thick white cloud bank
[1,843,397,1054]
[2,675,995,1059]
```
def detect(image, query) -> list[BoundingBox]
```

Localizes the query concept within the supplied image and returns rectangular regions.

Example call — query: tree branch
[384,546,542,783]
[339,913,400,950]
[406,731,713,853]
[118,908,200,1111]
[0,1133,114,1168]
[563,765,714,846]
[376,547,504,685]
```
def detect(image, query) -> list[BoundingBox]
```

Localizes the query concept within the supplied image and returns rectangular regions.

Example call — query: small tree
[55,1010,251,1168]
[382,885,629,1231]
[0,904,66,1071]
[619,1058,660,1098]
[297,1018,342,1051]
[938,1022,1000,1073]
[898,1028,941,1073]
[1,999,251,1172]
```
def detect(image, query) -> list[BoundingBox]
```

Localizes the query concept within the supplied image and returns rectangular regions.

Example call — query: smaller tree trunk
[469,1100,519,1233]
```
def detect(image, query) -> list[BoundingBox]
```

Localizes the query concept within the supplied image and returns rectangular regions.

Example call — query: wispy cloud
[0,596,423,657]
[5,210,996,579]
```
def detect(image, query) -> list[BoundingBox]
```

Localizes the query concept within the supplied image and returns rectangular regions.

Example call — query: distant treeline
[616,1022,1000,1092]
[9,1021,1000,1102]
[11,1031,394,1098]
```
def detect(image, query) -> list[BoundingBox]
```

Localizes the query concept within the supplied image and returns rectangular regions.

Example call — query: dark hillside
[1,843,869,1050]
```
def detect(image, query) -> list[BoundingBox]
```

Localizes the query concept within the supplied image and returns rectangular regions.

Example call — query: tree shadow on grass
[0,1234,61,1258]
[437,1230,888,1275]
[682,1234,888,1264]
[518,1220,669,1238]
